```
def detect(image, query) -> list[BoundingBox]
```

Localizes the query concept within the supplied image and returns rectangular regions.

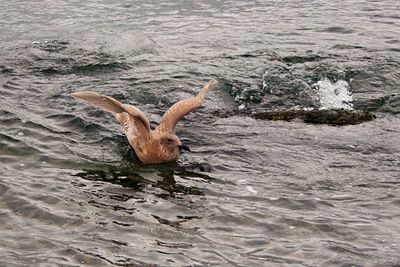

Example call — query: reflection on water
[74,161,214,198]
[1,0,400,266]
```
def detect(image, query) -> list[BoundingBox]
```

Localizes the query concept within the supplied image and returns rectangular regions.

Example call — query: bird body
[71,80,217,164]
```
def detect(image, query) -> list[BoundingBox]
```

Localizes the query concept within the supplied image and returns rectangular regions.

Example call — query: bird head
[160,134,182,154]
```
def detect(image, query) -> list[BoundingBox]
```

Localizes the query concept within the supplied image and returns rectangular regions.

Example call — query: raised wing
[71,91,151,145]
[157,79,218,133]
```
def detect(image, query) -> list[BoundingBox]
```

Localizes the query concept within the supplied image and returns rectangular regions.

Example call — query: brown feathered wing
[157,79,218,134]
[70,91,151,148]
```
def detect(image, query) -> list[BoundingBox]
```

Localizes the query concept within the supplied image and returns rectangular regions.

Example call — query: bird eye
[165,138,174,143]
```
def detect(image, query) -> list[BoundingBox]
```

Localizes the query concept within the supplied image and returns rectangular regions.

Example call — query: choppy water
[1,0,400,266]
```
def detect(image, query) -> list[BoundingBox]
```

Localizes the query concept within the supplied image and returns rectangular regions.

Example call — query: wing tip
[209,79,219,86]
[198,79,219,98]
[70,91,99,99]
[70,92,81,98]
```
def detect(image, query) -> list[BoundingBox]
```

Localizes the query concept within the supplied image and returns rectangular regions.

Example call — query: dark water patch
[385,39,400,45]
[303,64,360,84]
[2,78,26,90]
[3,40,130,77]
[281,54,325,64]
[40,67,62,75]
[236,49,271,59]
[270,197,320,210]
[156,239,194,249]
[24,120,77,137]
[0,63,13,74]
[0,116,21,127]
[74,165,209,198]
[109,192,146,203]
[0,184,9,196]
[355,94,400,114]
[71,62,129,76]
[0,109,20,120]
[152,214,184,228]
[87,199,137,214]
[319,26,354,34]
[148,166,208,196]
[372,14,400,20]
[75,168,147,190]
[94,235,129,247]
[0,132,24,144]
[45,113,80,121]
[60,247,118,266]
[178,161,214,173]
[56,115,109,134]
[332,44,365,50]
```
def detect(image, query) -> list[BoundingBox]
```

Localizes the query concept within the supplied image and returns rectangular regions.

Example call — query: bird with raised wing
[71,79,218,164]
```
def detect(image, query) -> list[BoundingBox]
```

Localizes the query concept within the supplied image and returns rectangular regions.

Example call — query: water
[1,0,400,266]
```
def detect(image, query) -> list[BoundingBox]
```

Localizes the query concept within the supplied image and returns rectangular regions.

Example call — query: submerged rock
[250,109,375,126]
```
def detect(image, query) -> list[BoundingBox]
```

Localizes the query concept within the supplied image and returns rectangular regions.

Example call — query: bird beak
[178,144,191,152]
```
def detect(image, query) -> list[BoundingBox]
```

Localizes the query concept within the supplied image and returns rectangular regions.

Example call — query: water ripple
[1,0,400,266]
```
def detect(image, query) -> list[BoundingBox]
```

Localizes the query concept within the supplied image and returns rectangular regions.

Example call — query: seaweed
[251,109,375,126]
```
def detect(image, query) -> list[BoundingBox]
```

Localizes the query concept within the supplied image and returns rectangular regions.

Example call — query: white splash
[246,186,257,194]
[312,78,353,110]
[238,103,246,111]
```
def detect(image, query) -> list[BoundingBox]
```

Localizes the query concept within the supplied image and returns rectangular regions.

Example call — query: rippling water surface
[1,1,400,266]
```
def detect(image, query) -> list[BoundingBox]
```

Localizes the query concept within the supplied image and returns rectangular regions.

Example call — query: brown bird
[71,79,218,164]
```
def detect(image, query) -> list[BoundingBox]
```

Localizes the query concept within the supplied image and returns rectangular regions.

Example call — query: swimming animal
[71,79,218,164]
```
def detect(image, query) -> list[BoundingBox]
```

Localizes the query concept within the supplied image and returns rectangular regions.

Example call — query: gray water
[1,1,400,266]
